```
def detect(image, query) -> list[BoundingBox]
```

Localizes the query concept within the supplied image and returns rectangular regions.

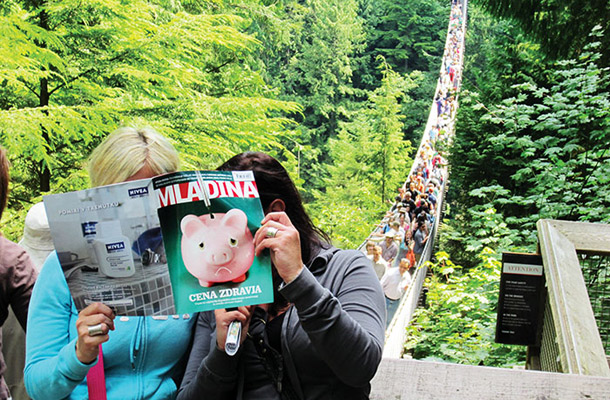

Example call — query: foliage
[479,35,610,222]
[311,59,419,247]
[474,0,610,65]
[446,17,610,264]
[439,205,527,268]
[310,199,381,249]
[331,59,420,203]
[0,0,299,237]
[356,0,448,142]
[405,249,526,367]
[261,0,366,201]
[0,0,298,184]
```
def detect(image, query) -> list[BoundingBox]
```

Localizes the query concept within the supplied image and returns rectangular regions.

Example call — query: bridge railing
[370,357,610,399]
[529,219,610,377]
[379,0,467,357]
[370,220,610,399]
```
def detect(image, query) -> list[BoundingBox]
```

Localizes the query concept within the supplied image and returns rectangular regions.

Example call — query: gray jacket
[177,246,386,399]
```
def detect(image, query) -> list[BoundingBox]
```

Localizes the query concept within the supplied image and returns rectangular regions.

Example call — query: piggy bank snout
[206,247,234,265]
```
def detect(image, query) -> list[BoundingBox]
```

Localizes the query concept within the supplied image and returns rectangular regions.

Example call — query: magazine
[152,170,273,313]
[43,170,273,316]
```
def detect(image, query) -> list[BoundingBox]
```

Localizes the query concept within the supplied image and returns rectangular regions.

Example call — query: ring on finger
[266,227,279,238]
[87,323,104,337]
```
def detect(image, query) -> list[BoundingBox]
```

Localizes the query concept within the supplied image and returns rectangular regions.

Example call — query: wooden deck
[371,358,610,399]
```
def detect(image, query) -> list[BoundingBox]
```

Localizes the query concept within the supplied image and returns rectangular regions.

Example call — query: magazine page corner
[43,178,177,317]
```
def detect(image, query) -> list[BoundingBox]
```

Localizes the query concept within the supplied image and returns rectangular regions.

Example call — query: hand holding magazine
[44,170,273,316]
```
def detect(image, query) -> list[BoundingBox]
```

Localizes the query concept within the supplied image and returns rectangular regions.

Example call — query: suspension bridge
[363,1,610,398]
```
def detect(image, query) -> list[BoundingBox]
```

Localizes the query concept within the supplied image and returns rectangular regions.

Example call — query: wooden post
[537,219,610,377]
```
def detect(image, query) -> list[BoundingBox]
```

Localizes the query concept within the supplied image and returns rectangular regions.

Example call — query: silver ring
[266,227,279,238]
[87,323,104,336]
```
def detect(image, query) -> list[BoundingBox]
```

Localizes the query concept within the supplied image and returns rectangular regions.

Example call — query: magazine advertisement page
[153,170,273,314]
[44,179,176,316]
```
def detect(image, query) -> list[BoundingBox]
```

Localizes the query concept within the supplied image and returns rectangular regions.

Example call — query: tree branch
[48,50,130,96]
[17,78,40,98]
[48,0,83,31]
[205,57,235,74]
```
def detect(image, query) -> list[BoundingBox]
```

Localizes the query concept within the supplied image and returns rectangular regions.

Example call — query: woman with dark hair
[177,152,385,400]
[219,151,330,267]
[0,147,37,400]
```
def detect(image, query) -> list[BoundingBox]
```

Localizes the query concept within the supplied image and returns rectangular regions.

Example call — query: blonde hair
[88,127,180,187]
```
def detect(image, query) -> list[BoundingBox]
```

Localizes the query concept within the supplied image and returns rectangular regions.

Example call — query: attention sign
[495,252,544,346]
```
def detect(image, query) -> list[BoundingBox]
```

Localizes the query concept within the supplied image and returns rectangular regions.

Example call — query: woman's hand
[75,302,115,364]
[254,212,304,284]
[214,306,254,351]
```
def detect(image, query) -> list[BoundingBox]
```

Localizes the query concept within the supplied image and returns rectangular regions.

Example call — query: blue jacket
[25,254,195,399]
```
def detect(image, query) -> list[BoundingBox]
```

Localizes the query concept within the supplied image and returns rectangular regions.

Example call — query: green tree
[355,0,447,142]
[358,0,447,77]
[274,0,364,200]
[446,22,610,265]
[478,34,610,224]
[474,0,610,64]
[313,60,419,247]
[0,0,298,199]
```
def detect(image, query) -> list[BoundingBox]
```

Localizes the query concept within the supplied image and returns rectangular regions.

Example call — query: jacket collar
[307,244,339,275]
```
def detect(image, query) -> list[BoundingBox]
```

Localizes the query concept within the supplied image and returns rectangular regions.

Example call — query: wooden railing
[531,219,610,377]
[370,358,610,399]
[372,220,610,397]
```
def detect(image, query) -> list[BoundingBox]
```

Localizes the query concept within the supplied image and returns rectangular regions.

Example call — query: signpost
[496,252,544,346]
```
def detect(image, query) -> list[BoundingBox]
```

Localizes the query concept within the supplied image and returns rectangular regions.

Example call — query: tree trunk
[38,8,51,193]
[39,77,50,192]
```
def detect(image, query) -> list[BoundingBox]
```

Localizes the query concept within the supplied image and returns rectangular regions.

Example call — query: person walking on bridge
[379,232,398,265]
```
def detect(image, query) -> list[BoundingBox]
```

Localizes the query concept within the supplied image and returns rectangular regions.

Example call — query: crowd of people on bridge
[364,0,465,327]
[363,149,446,326]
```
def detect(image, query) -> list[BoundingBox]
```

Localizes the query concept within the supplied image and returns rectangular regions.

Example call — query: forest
[1,0,609,367]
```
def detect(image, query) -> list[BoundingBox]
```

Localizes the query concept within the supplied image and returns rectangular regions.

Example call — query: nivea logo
[128,187,149,197]
[81,221,98,236]
[106,242,126,252]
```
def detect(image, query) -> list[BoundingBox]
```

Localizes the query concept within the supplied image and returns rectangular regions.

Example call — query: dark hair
[417,213,427,224]
[217,152,330,264]
[0,148,9,221]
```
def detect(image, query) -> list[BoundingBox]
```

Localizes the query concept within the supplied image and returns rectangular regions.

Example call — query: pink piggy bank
[180,209,255,287]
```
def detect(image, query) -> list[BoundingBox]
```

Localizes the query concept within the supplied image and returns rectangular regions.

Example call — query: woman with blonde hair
[87,127,180,187]
[25,127,194,400]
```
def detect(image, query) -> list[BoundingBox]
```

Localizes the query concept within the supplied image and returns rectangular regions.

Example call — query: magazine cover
[152,170,273,313]
[44,178,176,316]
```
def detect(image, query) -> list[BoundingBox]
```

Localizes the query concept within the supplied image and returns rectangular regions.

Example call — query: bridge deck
[371,358,610,399]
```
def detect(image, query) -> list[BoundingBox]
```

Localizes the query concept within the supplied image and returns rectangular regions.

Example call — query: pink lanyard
[86,344,107,400]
